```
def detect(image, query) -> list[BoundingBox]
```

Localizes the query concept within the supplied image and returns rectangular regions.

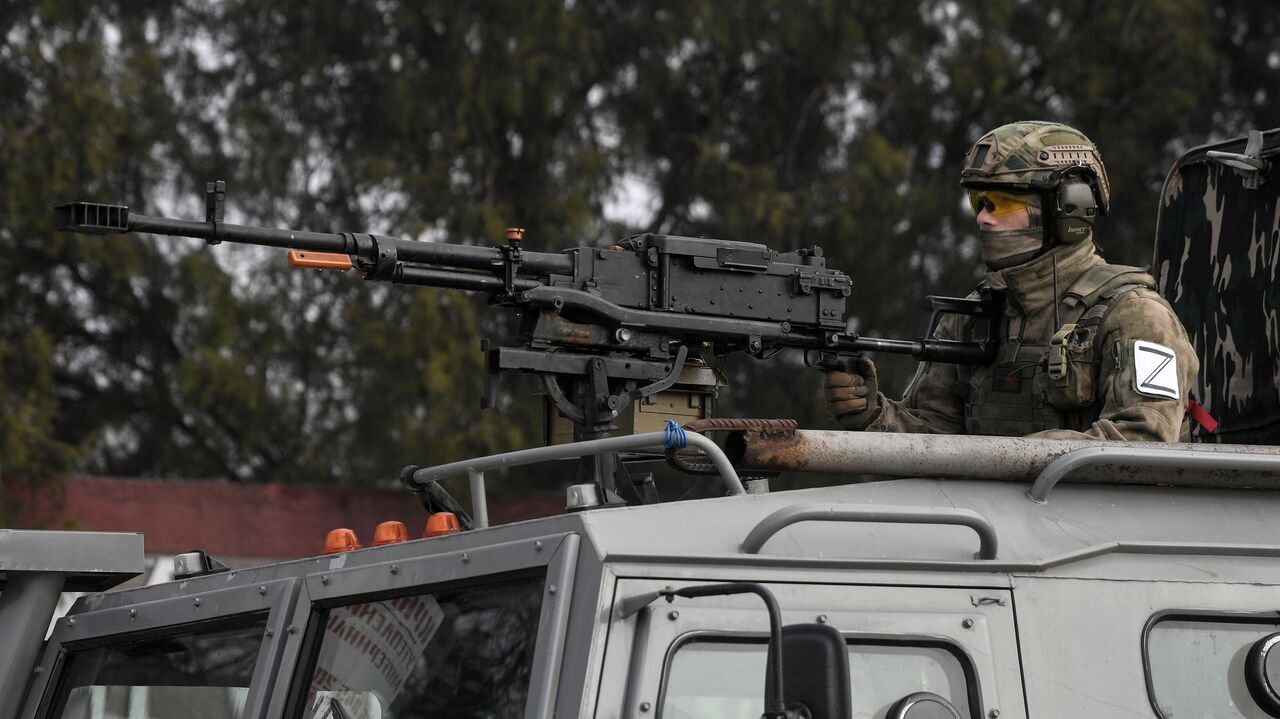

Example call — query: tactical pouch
[1046,323,1097,409]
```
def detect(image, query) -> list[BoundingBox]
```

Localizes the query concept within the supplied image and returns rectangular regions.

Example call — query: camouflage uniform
[830,122,1199,441]
[869,238,1199,441]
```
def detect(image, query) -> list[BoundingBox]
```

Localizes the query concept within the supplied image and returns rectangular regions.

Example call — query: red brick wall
[4,475,562,559]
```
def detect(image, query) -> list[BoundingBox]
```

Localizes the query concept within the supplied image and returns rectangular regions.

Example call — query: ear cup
[1054,180,1098,244]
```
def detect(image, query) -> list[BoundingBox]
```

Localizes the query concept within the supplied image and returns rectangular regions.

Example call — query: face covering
[980,227,1044,270]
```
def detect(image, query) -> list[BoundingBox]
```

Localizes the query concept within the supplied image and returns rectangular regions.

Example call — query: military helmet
[961,121,1111,214]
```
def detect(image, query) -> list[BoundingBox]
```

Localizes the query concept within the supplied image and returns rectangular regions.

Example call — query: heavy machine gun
[54,182,1000,502]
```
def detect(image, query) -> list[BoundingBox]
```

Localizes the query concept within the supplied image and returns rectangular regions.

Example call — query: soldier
[824,121,1198,441]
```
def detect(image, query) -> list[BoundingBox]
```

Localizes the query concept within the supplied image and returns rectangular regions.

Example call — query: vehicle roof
[579,478,1280,576]
[73,476,1280,614]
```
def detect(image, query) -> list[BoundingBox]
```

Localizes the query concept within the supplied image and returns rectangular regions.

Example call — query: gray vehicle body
[9,465,1280,718]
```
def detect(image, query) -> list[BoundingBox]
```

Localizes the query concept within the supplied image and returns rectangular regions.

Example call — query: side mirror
[1246,632,1280,714]
[781,624,851,719]
[887,692,962,718]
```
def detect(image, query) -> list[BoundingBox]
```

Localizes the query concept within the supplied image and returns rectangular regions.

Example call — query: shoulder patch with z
[1132,340,1180,399]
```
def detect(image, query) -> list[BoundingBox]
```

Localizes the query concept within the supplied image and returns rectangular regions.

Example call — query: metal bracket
[501,227,525,297]
[542,373,586,423]
[1207,129,1271,189]
[369,234,398,280]
[204,180,225,245]
[538,344,689,426]
[494,346,676,381]
[610,344,688,412]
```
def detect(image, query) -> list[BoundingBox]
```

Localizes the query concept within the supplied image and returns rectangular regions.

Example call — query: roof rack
[404,429,744,526]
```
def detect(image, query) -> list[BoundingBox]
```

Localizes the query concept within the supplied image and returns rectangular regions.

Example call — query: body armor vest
[959,264,1156,436]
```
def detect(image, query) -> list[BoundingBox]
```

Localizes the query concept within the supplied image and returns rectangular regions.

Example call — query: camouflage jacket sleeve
[1029,288,1199,442]
[864,313,968,434]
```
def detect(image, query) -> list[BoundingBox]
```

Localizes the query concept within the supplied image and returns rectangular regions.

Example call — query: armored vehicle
[4,128,1279,719]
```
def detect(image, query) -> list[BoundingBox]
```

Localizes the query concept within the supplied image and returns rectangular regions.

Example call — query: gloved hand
[823,356,882,430]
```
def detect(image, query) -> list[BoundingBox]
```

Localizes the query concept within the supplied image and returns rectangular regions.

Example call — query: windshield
[50,613,267,719]
[661,638,973,719]
[298,574,545,719]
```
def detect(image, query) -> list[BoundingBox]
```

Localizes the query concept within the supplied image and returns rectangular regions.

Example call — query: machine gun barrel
[53,201,575,277]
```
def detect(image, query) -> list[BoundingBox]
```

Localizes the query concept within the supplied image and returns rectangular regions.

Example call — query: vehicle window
[661,638,973,719]
[1147,617,1280,718]
[298,575,545,719]
[49,614,267,719]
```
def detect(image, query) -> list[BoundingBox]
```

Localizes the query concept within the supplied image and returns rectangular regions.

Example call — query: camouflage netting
[1153,130,1280,444]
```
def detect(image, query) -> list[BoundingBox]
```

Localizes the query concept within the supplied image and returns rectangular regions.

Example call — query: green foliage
[2,0,1277,487]
[1,2,176,489]
[0,329,82,481]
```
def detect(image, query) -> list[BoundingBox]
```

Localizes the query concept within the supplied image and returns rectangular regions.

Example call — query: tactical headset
[1048,169,1101,246]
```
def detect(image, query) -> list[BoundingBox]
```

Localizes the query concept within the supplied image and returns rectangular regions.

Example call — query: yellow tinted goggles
[968,190,1035,218]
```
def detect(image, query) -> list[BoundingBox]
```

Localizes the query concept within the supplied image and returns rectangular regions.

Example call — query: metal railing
[1028,445,1280,502]
[740,502,999,559]
[405,430,744,527]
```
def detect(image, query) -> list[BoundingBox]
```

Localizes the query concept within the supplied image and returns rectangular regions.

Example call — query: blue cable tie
[664,419,688,449]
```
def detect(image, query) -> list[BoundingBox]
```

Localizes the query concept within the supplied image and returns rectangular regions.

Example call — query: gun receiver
[54,183,999,501]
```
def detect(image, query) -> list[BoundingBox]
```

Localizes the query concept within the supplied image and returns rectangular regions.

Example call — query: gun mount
[55,182,1000,502]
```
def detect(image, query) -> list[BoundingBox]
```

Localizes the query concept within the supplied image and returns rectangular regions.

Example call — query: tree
[0,1,190,488]
[3,0,1277,490]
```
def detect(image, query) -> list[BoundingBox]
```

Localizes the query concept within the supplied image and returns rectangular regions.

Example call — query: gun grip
[805,350,859,374]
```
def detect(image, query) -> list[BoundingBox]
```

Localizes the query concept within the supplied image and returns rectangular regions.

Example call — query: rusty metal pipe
[731,429,1280,489]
